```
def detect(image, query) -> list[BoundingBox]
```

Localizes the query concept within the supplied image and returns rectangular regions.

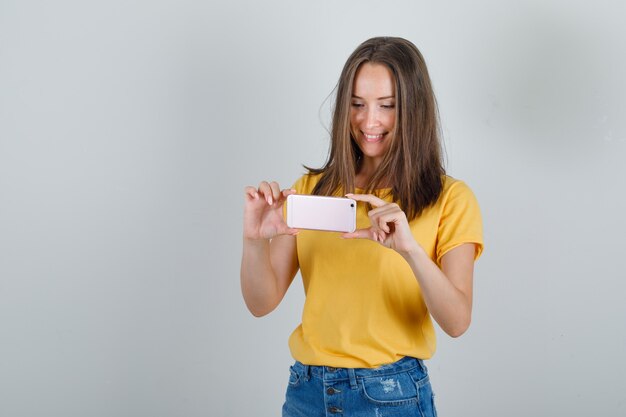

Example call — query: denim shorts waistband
[292,356,426,381]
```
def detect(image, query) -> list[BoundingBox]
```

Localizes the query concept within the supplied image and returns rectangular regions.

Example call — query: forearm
[240,239,281,317]
[401,246,472,337]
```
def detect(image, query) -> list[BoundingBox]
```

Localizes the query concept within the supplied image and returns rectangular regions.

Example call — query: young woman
[241,37,483,417]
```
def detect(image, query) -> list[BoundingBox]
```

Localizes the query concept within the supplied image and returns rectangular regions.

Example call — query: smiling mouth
[362,132,386,142]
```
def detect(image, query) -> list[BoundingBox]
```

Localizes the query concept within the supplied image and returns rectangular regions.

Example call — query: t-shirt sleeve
[291,173,319,195]
[436,180,484,265]
[283,174,310,220]
[291,176,306,194]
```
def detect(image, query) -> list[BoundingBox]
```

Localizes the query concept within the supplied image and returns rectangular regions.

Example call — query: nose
[365,108,380,128]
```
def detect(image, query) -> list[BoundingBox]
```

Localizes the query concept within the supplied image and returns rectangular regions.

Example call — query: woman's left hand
[342,193,420,256]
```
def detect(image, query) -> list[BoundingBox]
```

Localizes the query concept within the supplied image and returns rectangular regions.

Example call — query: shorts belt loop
[303,365,310,381]
[417,359,427,375]
[348,368,358,390]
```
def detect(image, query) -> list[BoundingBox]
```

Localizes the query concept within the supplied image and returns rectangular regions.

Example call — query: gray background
[1,0,625,416]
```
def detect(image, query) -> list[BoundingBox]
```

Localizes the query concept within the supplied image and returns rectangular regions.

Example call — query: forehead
[352,63,395,97]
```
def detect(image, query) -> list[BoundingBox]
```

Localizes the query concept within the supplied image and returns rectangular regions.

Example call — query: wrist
[399,242,426,261]
[243,236,271,246]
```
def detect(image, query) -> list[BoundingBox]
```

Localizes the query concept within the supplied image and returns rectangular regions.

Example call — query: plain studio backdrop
[1,1,625,416]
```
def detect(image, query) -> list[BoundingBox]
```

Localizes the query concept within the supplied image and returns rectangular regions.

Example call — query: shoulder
[435,175,484,261]
[440,175,477,202]
[436,175,482,220]
[292,172,324,194]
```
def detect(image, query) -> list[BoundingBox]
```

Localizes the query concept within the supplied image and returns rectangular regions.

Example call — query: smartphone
[286,194,357,233]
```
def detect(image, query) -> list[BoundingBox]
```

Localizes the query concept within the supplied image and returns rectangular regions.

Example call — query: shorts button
[326,367,337,372]
[326,387,336,395]
[328,406,343,413]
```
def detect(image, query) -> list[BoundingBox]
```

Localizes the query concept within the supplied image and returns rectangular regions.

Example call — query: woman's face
[350,62,396,168]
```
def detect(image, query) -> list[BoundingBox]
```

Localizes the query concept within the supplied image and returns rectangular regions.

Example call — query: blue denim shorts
[282,356,437,417]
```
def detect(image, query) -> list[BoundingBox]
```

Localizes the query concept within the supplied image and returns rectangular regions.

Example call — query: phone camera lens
[350,203,354,207]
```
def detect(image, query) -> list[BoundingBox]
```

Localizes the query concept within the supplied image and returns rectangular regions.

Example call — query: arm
[343,193,477,337]
[400,243,475,337]
[241,234,299,317]
[240,181,300,317]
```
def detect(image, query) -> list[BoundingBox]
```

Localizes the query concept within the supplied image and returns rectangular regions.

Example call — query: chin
[359,142,389,158]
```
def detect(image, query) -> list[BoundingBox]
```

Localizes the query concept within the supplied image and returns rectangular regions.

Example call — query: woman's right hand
[243,181,299,240]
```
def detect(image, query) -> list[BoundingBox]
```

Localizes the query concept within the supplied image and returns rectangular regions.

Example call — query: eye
[351,102,364,108]
[381,104,395,109]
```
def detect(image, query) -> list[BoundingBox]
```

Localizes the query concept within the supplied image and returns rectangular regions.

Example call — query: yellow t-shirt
[287,173,484,368]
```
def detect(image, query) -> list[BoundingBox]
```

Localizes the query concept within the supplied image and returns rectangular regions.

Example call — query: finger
[367,202,399,216]
[257,181,273,204]
[376,209,407,227]
[345,193,386,208]
[269,181,282,204]
[277,188,297,203]
[369,208,398,233]
[276,223,300,236]
[244,186,259,200]
[370,204,404,223]
[341,227,377,240]
[377,216,391,233]
[365,207,393,234]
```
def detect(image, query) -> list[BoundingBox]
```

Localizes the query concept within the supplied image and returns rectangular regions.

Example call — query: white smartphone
[286,194,357,233]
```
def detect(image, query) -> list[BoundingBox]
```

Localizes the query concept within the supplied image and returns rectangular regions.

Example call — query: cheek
[349,113,360,131]
[384,113,396,129]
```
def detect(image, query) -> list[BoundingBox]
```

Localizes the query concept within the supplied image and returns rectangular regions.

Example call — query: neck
[355,157,386,188]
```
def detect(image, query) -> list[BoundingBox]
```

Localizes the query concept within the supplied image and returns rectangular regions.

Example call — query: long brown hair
[305,36,445,220]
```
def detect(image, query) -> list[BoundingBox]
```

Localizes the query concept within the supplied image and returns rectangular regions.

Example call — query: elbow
[445,316,471,338]
[249,307,271,318]
[241,281,279,318]
[244,299,277,318]
[447,326,468,338]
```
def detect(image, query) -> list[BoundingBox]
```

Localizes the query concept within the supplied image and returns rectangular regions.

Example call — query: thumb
[341,227,376,240]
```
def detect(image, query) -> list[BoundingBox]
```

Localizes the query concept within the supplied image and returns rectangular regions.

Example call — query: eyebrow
[351,95,395,100]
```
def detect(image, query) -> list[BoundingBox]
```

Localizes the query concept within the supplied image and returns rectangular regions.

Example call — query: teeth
[364,133,383,139]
